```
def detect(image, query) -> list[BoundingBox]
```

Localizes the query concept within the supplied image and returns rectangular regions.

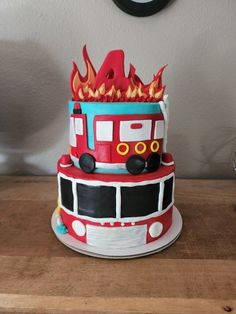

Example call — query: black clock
[113,0,171,17]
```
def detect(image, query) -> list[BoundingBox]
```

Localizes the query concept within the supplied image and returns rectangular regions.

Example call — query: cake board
[51,207,182,259]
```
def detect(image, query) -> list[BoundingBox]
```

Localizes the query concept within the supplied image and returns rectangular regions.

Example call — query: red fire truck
[69,101,169,174]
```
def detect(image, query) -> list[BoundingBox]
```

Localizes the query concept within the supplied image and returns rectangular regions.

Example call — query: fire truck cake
[51,46,182,258]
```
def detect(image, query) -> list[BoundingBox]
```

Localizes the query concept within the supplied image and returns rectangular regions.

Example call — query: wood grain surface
[0,176,235,313]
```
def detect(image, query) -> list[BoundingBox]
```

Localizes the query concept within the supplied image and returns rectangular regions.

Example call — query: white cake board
[51,207,182,259]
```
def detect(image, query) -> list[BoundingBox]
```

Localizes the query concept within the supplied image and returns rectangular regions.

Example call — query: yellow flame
[154,88,163,99]
[105,85,116,97]
[131,86,138,98]
[78,88,84,99]
[75,80,164,101]
[138,83,145,97]
[116,89,121,98]
[98,83,105,95]
[72,61,96,92]
[126,86,132,98]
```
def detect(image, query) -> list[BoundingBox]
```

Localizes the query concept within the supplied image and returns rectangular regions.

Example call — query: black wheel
[79,153,96,173]
[146,153,161,172]
[113,0,171,17]
[126,155,145,175]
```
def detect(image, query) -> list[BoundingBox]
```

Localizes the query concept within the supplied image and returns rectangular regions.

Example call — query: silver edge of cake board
[51,207,183,259]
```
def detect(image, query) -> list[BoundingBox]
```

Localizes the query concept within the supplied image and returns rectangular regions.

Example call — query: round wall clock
[113,0,171,17]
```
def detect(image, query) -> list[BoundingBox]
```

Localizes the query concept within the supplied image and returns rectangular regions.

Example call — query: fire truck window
[120,120,152,142]
[121,183,159,217]
[154,120,165,139]
[162,177,173,209]
[96,121,113,141]
[77,184,116,218]
[60,177,74,211]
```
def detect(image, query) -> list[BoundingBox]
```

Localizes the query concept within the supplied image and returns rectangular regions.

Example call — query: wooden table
[0,177,235,314]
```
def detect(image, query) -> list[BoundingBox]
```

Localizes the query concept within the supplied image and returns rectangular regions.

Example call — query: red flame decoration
[71,45,167,102]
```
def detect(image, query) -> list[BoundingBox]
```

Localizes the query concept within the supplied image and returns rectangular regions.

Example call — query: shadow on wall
[169,34,236,179]
[0,40,68,175]
[200,128,236,179]
[197,75,236,179]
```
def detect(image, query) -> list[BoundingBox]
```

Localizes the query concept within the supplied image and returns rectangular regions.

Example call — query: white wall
[0,0,235,178]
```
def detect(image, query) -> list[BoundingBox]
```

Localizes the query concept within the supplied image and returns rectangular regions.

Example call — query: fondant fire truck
[55,47,175,249]
[69,100,169,174]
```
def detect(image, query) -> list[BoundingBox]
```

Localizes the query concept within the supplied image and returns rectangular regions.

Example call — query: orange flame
[71,46,166,102]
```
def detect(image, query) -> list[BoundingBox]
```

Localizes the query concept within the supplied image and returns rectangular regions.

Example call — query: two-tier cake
[51,46,182,258]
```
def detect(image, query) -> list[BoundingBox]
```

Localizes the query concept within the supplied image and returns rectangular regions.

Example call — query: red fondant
[131,123,143,129]
[94,50,129,91]
[74,103,81,110]
[58,157,175,183]
[70,113,164,165]
[70,46,167,102]
[71,113,88,154]
[162,152,174,163]
[60,154,72,165]
[96,144,111,163]
[70,45,96,98]
[146,207,173,243]
[60,206,173,245]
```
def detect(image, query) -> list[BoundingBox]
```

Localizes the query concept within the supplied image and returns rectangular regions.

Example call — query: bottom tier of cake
[55,154,176,250]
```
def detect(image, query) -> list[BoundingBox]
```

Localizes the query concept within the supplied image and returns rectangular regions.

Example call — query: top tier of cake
[68,47,171,175]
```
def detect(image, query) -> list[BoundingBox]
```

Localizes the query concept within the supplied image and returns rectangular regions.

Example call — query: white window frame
[69,117,76,147]
[154,120,165,139]
[96,121,113,142]
[58,172,175,223]
[162,176,175,211]
[120,120,152,142]
[74,118,83,135]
